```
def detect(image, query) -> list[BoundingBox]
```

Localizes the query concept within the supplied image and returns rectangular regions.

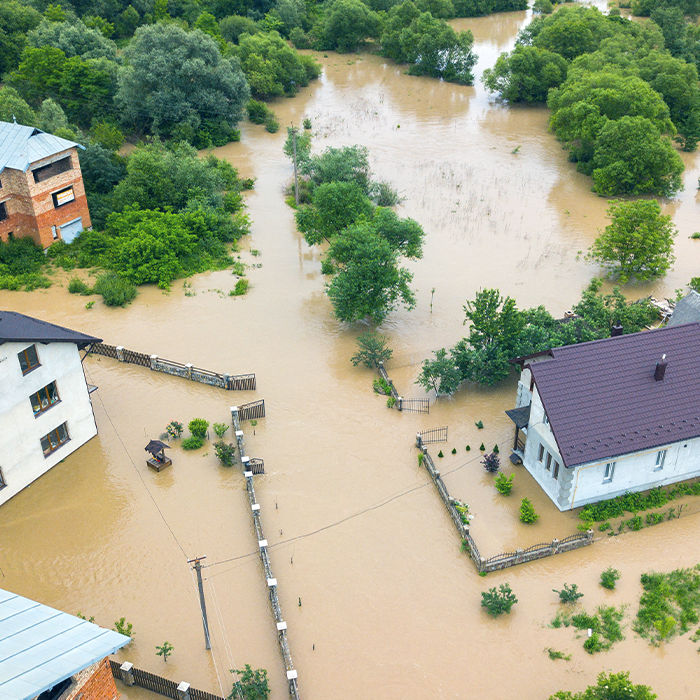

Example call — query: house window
[529,374,535,391]
[553,461,560,479]
[0,201,7,221]
[603,462,616,483]
[30,381,60,417]
[32,156,72,183]
[545,452,552,471]
[543,412,549,425]
[52,186,75,208]
[18,345,40,374]
[654,450,667,471]
[0,467,5,490]
[40,422,69,457]
[538,445,545,461]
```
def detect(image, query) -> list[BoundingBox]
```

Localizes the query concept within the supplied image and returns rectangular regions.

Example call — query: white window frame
[545,452,552,471]
[553,461,560,480]
[654,450,667,472]
[603,462,616,483]
[538,445,544,462]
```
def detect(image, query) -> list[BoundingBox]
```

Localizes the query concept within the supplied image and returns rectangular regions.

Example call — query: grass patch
[181,436,204,450]
[552,605,625,654]
[634,565,700,644]
[373,377,392,396]
[92,272,137,307]
[230,278,249,296]
[545,648,571,661]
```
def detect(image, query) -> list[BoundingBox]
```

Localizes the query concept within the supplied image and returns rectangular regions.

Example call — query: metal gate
[417,426,448,444]
[400,398,429,413]
[238,399,265,421]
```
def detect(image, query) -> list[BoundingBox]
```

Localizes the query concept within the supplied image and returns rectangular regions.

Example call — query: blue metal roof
[0,121,84,174]
[0,589,130,700]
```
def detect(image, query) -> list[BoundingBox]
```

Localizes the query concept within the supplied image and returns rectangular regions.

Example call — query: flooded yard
[2,6,700,700]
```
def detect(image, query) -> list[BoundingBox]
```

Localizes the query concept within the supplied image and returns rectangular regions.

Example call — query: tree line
[482,4,700,196]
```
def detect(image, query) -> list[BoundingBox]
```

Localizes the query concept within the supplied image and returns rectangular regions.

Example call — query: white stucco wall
[569,438,700,510]
[517,373,700,511]
[0,341,97,506]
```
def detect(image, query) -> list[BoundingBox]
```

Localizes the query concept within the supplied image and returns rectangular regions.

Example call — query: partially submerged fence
[90,342,255,391]
[414,435,594,574]
[417,426,448,445]
[110,661,224,700]
[231,407,300,700]
[377,361,429,413]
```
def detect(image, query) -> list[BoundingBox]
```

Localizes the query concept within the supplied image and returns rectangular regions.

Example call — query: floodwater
[2,7,700,700]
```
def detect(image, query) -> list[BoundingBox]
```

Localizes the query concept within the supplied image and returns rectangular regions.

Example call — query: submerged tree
[351,330,393,368]
[549,671,656,700]
[588,200,677,282]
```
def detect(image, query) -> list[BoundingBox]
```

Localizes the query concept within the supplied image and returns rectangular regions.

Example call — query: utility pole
[188,556,211,650]
[291,124,299,205]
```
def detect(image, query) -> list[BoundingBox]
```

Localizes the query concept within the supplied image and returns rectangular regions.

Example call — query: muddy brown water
[2,8,700,700]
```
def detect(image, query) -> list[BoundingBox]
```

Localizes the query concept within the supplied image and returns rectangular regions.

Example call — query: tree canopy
[116,23,249,139]
[588,200,677,282]
[549,671,656,700]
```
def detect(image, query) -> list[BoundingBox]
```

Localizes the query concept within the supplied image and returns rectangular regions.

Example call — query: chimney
[654,354,667,382]
[611,324,623,337]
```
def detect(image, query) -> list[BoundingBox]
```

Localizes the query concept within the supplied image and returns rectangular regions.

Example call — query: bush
[373,377,392,395]
[481,583,518,617]
[451,447,457,454]
[264,115,280,133]
[494,472,514,495]
[601,567,621,590]
[438,450,444,458]
[230,278,249,296]
[247,99,271,124]
[68,277,92,294]
[479,443,485,451]
[482,452,500,472]
[214,440,235,466]
[213,422,229,439]
[520,498,539,524]
[166,421,183,438]
[182,436,204,450]
[553,583,584,604]
[466,445,471,451]
[92,272,137,307]
[188,418,209,439]
[303,117,312,130]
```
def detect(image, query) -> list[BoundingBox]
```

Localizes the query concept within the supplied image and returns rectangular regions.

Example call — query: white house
[0,311,101,506]
[506,323,700,511]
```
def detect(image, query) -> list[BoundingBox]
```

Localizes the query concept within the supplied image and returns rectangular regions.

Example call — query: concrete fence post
[116,346,125,362]
[119,662,134,686]
[150,354,157,370]
[223,373,230,390]
[185,363,193,380]
[586,529,594,540]
[398,396,403,411]
[516,548,523,563]
[552,538,559,554]
[177,682,191,700]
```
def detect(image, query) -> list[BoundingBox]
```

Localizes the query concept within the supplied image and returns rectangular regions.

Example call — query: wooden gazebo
[145,439,172,472]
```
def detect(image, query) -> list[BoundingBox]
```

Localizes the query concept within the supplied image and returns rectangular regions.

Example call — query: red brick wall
[0,147,92,248]
[66,658,119,700]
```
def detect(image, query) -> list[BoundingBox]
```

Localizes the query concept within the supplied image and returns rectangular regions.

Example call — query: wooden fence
[415,437,594,573]
[109,660,225,700]
[90,343,255,391]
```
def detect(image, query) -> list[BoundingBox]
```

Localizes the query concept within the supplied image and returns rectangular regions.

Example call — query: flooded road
[2,7,700,700]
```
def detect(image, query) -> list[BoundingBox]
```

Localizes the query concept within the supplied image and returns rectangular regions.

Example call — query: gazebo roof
[145,440,170,456]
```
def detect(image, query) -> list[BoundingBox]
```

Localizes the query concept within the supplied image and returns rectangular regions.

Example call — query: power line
[87,369,189,559]
[206,434,513,577]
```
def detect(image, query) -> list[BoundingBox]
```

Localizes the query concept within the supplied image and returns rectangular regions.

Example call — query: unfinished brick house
[0,120,92,249]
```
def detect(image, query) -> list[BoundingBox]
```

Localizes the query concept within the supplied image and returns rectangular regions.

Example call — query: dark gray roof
[0,121,83,174]
[667,290,700,327]
[529,323,700,468]
[506,404,531,429]
[0,311,101,349]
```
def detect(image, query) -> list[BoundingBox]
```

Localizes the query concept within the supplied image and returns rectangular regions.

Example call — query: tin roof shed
[0,589,130,700]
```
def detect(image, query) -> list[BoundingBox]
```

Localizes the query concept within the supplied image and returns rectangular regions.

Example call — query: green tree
[320,0,381,52]
[351,330,393,368]
[0,1,42,76]
[588,200,677,283]
[234,31,320,98]
[0,86,36,125]
[116,23,249,137]
[27,19,118,60]
[230,665,270,700]
[549,671,656,700]
[305,145,372,192]
[591,116,684,196]
[295,181,373,245]
[482,45,568,103]
[325,226,415,323]
[416,348,462,396]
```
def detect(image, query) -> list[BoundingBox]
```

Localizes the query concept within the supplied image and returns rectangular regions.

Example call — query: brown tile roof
[529,323,700,468]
